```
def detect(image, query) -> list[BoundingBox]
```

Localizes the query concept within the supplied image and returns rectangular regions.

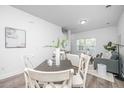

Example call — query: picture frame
[5,27,26,48]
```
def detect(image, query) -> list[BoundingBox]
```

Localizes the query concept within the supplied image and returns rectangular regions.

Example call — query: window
[77,38,96,51]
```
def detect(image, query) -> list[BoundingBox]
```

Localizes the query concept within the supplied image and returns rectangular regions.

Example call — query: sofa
[94,52,119,74]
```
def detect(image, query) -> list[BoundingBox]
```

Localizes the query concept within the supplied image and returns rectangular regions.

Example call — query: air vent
[105,5,111,8]
[106,22,110,24]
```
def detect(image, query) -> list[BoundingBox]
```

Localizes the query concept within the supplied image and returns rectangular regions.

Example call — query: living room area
[70,5,124,86]
[0,4,124,88]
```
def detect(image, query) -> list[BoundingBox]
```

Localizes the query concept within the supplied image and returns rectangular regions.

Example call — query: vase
[55,48,60,66]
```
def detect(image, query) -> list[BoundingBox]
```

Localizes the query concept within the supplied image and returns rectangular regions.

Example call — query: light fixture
[80,20,87,24]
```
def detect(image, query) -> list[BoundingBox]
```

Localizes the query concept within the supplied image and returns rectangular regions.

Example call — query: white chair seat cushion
[72,74,84,87]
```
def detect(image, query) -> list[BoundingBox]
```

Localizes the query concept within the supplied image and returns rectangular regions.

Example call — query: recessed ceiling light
[80,20,87,24]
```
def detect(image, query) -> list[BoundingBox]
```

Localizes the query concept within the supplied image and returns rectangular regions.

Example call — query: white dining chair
[24,68,74,88]
[72,53,91,88]
[23,56,34,68]
[66,54,80,67]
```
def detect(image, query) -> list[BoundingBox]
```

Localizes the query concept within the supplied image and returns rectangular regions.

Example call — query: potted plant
[104,41,117,52]
[45,38,68,66]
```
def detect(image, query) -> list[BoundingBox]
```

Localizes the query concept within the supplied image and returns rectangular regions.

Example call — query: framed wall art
[5,27,26,48]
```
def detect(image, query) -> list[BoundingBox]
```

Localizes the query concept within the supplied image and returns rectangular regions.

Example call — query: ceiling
[13,5,124,33]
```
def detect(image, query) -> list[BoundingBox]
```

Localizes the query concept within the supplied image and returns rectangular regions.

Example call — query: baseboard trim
[0,62,42,80]
[0,70,23,80]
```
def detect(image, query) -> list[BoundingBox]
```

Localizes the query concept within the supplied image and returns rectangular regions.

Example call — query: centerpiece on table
[45,38,68,66]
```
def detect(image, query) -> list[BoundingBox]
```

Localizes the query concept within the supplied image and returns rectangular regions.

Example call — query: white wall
[67,30,71,51]
[118,10,124,74]
[71,26,118,57]
[62,30,71,51]
[0,6,63,79]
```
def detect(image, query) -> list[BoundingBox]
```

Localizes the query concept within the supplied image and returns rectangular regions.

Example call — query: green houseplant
[45,38,68,49]
[45,38,68,66]
[104,41,117,52]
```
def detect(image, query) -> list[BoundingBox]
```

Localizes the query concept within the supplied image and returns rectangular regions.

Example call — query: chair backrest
[66,54,79,67]
[24,68,74,88]
[78,53,91,87]
[23,56,34,68]
[78,53,85,73]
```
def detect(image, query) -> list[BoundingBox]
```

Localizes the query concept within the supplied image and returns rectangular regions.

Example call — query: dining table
[35,59,75,72]
[34,59,76,86]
